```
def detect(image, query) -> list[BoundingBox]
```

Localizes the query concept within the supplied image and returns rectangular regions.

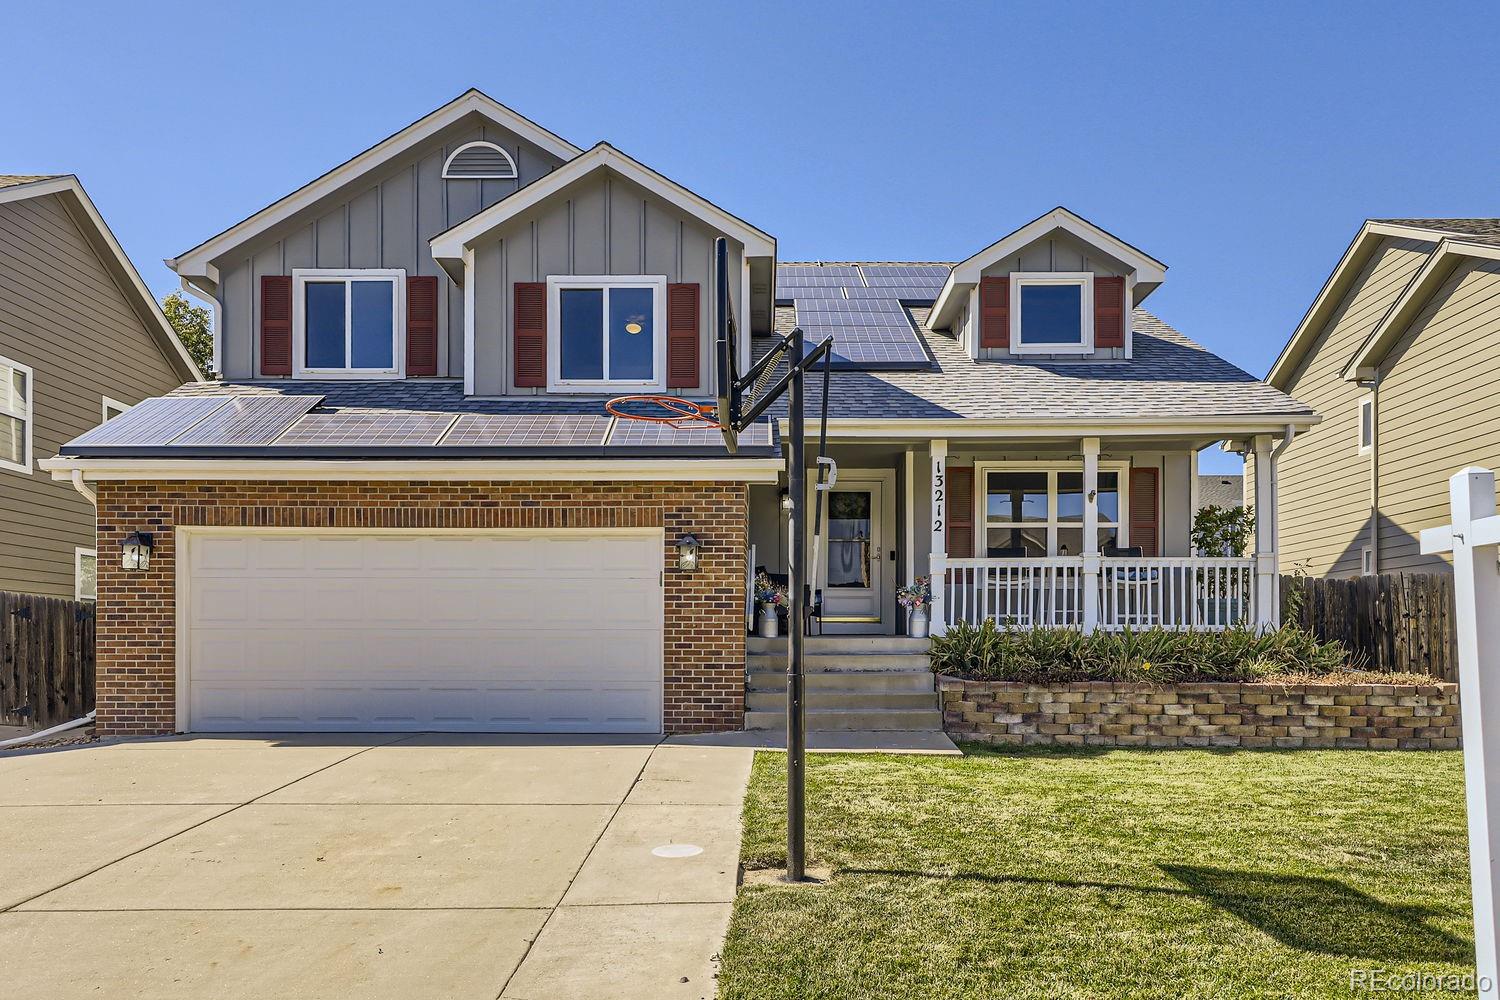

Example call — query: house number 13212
[932,461,944,533]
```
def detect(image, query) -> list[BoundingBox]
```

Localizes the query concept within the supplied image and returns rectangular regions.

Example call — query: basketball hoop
[605,394,722,430]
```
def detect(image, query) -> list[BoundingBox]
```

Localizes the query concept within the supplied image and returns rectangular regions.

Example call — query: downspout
[70,469,96,507]
[1358,376,1380,574]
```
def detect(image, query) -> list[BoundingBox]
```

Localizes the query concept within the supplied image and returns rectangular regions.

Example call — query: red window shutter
[666,283,700,389]
[1129,467,1160,557]
[260,275,292,376]
[1095,275,1126,349]
[513,282,546,388]
[979,277,1009,348]
[947,465,975,558]
[406,275,439,376]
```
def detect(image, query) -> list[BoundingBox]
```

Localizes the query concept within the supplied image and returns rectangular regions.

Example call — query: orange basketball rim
[605,394,722,429]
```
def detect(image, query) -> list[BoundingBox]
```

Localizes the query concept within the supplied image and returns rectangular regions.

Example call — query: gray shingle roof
[1197,474,1244,511]
[1374,218,1500,245]
[0,174,59,190]
[753,305,1314,421]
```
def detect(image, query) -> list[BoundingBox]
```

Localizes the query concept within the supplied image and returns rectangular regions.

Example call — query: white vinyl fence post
[1422,466,1500,997]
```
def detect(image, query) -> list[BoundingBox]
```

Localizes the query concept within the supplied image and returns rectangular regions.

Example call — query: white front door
[812,471,896,634]
[180,528,663,733]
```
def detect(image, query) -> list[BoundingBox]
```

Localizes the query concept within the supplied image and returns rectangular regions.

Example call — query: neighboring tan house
[1264,218,1500,578]
[1197,473,1245,514]
[0,175,201,599]
[40,90,1315,738]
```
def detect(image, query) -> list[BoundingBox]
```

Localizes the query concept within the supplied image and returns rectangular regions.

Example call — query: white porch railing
[942,556,1259,632]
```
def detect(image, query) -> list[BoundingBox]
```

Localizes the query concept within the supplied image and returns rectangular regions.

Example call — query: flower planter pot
[908,607,930,638]
[758,605,780,639]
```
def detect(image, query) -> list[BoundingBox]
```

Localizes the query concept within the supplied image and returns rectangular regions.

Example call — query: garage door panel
[186,531,664,733]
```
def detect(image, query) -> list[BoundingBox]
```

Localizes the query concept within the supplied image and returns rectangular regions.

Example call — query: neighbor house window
[102,396,130,422]
[1011,273,1095,353]
[1361,545,1375,577]
[75,548,97,601]
[547,276,665,391]
[981,465,1124,556]
[1357,397,1373,454]
[0,355,33,475]
[292,269,405,379]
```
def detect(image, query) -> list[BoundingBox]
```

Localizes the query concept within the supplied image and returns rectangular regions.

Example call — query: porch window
[292,269,405,379]
[1011,273,1094,353]
[983,468,1122,556]
[548,276,665,391]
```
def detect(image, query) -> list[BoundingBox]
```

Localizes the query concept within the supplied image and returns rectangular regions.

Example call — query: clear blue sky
[5,1,1498,473]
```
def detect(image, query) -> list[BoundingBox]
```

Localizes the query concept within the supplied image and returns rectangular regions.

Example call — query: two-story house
[1264,219,1500,578]
[41,90,1316,738]
[0,174,200,600]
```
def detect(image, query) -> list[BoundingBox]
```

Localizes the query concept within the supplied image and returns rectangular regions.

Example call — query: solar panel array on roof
[170,395,322,446]
[606,416,775,452]
[859,264,949,300]
[793,297,930,368]
[273,410,458,447]
[439,413,610,448]
[64,396,232,448]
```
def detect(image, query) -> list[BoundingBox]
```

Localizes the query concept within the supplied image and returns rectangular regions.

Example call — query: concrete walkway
[0,734,754,1000]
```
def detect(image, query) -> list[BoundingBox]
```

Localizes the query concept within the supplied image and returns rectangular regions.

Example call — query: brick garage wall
[939,677,1460,749]
[95,480,748,737]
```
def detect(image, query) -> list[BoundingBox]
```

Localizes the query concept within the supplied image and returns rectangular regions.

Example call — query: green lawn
[718,746,1475,1000]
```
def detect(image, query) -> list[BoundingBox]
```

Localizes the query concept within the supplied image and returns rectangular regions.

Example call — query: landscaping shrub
[928,620,1349,683]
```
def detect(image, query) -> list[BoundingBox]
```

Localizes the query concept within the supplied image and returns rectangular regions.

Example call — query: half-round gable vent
[442,141,518,180]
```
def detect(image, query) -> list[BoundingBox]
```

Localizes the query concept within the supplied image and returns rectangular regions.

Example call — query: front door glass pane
[349,280,394,369]
[608,286,654,380]
[827,491,872,588]
[305,282,346,368]
[560,288,604,380]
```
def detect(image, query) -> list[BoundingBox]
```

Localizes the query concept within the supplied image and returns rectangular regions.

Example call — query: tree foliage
[161,292,213,376]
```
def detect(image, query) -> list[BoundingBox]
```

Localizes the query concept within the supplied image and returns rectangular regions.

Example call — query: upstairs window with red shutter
[1009,272,1095,355]
[545,275,668,392]
[291,269,406,379]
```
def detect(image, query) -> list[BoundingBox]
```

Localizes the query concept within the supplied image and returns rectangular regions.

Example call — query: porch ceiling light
[675,533,701,572]
[121,531,154,571]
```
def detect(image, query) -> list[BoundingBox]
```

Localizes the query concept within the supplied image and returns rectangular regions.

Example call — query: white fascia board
[40,456,783,484]
[1266,221,1447,389]
[168,90,584,280]
[929,207,1167,330]
[0,176,204,382]
[1340,238,1500,380]
[430,144,776,262]
[775,414,1321,440]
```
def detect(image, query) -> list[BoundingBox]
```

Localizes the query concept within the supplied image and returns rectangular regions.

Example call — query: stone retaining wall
[938,677,1459,749]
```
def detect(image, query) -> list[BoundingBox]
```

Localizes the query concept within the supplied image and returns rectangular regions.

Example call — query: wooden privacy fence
[0,591,95,729]
[1280,573,1457,680]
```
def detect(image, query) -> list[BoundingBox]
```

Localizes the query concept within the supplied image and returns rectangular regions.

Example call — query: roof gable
[928,207,1167,329]
[0,175,202,381]
[167,90,583,284]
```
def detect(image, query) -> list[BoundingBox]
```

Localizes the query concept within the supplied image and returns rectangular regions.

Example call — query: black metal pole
[786,327,807,882]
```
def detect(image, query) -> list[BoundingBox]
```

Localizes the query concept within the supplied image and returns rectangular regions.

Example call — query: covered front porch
[747,426,1291,636]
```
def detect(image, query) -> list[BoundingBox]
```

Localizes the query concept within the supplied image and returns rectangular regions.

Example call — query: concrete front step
[746,652,931,673]
[746,635,931,655]
[747,669,935,694]
[746,690,938,712]
[745,707,945,732]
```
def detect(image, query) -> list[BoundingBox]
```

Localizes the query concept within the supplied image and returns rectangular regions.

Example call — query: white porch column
[1422,469,1500,996]
[1252,434,1278,629]
[930,440,949,636]
[1081,437,1101,633]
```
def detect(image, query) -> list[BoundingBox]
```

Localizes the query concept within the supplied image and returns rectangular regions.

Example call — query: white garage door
[182,530,663,733]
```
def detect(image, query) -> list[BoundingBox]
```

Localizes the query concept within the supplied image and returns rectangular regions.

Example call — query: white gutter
[40,456,784,484]
[0,710,95,750]
[776,415,1321,440]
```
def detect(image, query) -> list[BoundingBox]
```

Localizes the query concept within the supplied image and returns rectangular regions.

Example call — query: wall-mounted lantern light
[121,532,154,571]
[675,533,701,572]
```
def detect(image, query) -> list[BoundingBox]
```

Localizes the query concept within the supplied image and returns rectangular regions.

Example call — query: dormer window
[1011,272,1095,354]
[292,269,406,380]
[441,141,518,180]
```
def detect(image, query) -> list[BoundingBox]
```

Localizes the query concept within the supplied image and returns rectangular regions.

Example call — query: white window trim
[975,460,1130,556]
[0,353,34,475]
[546,275,667,393]
[102,396,131,422]
[75,547,97,601]
[291,268,406,381]
[1357,396,1374,455]
[1361,545,1375,577]
[1010,271,1095,354]
[441,140,519,180]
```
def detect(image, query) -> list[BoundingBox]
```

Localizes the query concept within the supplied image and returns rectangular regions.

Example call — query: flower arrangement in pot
[754,572,789,639]
[897,576,933,638]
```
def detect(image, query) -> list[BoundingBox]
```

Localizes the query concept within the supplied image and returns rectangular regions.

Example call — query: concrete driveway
[0,733,754,999]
